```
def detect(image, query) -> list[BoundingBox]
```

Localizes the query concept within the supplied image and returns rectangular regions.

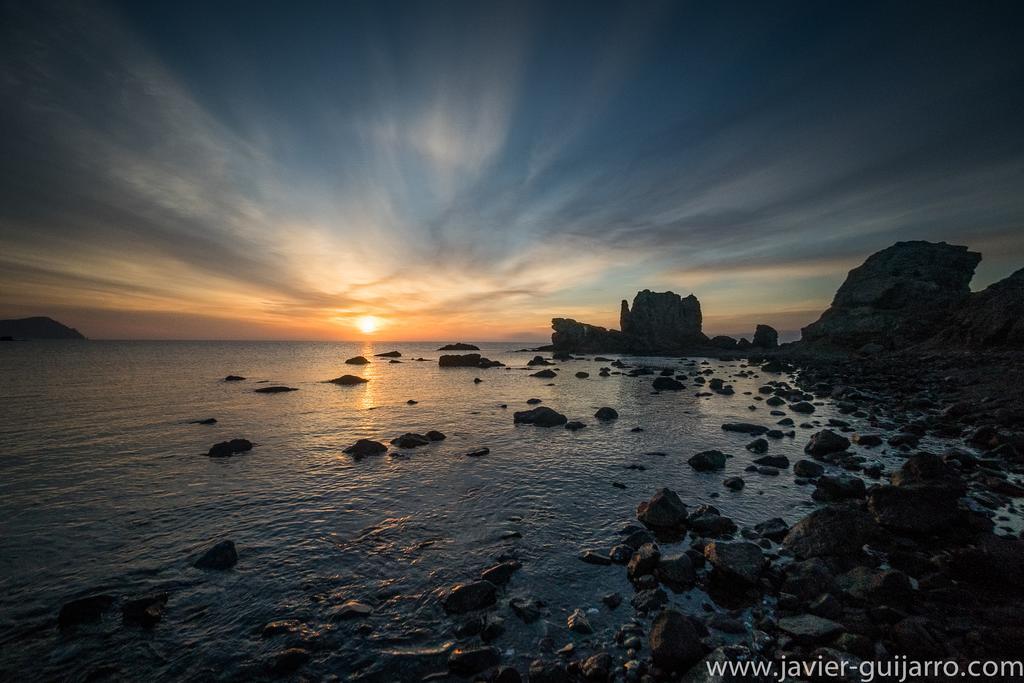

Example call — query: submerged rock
[224,375,246,381]
[688,450,727,471]
[121,593,168,627]
[345,355,370,365]
[254,386,298,393]
[58,594,115,628]
[652,376,684,390]
[594,406,619,421]
[194,540,238,570]
[343,439,387,458]
[327,374,369,385]
[442,581,497,614]
[207,438,253,457]
[513,406,568,427]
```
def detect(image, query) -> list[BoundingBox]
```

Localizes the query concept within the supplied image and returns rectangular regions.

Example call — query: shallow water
[0,341,949,680]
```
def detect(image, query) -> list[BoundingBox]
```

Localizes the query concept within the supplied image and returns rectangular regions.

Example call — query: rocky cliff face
[550,319,630,353]
[925,268,1024,349]
[801,241,980,350]
[0,316,85,339]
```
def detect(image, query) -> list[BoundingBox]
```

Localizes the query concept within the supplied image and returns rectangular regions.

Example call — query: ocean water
[0,341,918,680]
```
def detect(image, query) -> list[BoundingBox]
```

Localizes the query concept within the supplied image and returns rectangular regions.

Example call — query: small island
[0,316,86,340]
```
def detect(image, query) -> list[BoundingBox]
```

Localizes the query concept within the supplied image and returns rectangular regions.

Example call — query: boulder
[777,614,843,644]
[594,407,618,421]
[442,581,497,614]
[621,290,706,352]
[783,505,875,558]
[194,540,238,570]
[688,450,726,471]
[207,438,253,457]
[804,430,851,456]
[374,350,401,357]
[649,609,703,672]
[345,355,370,365]
[801,241,981,349]
[439,353,502,368]
[448,646,501,675]
[121,593,168,626]
[812,474,866,501]
[704,541,765,585]
[343,439,387,458]
[637,488,688,530]
[58,594,115,628]
[653,376,685,390]
[438,343,479,351]
[513,407,568,427]
[327,374,368,385]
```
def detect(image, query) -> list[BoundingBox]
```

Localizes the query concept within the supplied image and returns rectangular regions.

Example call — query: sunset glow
[355,316,381,335]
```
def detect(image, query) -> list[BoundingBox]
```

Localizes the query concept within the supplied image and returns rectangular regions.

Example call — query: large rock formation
[0,316,85,339]
[801,241,980,349]
[926,267,1024,348]
[552,290,706,354]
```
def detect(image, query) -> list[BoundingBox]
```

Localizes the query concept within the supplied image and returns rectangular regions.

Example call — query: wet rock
[754,517,789,541]
[752,454,789,469]
[564,421,586,431]
[391,433,431,448]
[867,485,959,534]
[331,600,373,620]
[793,460,824,478]
[852,433,883,447]
[807,593,843,620]
[530,369,558,378]
[58,594,115,628]
[609,545,633,564]
[721,423,768,435]
[812,474,866,501]
[190,418,217,425]
[528,659,568,683]
[657,554,697,585]
[704,541,765,585]
[723,477,745,491]
[482,561,521,585]
[580,652,612,680]
[438,343,479,351]
[781,558,837,601]
[594,407,619,421]
[783,505,875,558]
[836,567,913,605]
[345,355,370,365]
[575,371,589,378]
[636,488,688,530]
[688,450,726,471]
[789,401,816,414]
[804,430,851,456]
[602,593,623,609]
[687,506,737,537]
[442,581,497,614]
[343,439,387,458]
[375,350,401,357]
[649,609,703,672]
[890,617,945,658]
[207,438,253,457]
[121,593,168,626]
[494,666,522,683]
[327,374,368,385]
[578,550,612,566]
[439,353,502,368]
[527,355,554,366]
[627,543,662,579]
[224,375,245,381]
[194,540,238,570]
[745,438,769,454]
[448,646,501,675]
[509,597,544,623]
[653,376,685,390]
[567,609,593,634]
[513,407,568,427]
[254,386,298,393]
[777,614,843,644]
[466,447,490,457]
[631,587,668,612]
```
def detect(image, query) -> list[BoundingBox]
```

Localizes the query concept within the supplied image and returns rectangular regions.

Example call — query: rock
[867,485,960,534]
[253,386,298,393]
[789,401,816,414]
[621,290,706,352]
[551,318,629,354]
[121,593,168,626]
[331,600,373,620]
[425,430,446,441]
[594,407,618,421]
[836,567,913,604]
[723,477,745,491]
[783,505,875,558]
[509,597,544,623]
[852,433,883,447]
[269,648,310,675]
[513,407,568,427]
[327,374,368,385]
[704,541,764,584]
[375,350,401,357]
[224,375,245,381]
[448,646,501,675]
[481,561,521,585]
[439,353,502,368]
[564,421,586,431]
[438,343,479,351]
[804,430,851,456]
[801,241,981,348]
[722,423,768,435]
[578,550,612,566]
[580,652,612,681]
[653,376,685,390]
[391,432,431,448]
[752,324,778,348]
[442,581,497,614]
[602,593,622,609]
[636,488,688,530]
[631,587,668,612]
[343,439,387,458]
[575,371,589,378]
[812,474,866,501]
[207,438,253,457]
[58,594,115,628]
[745,438,769,454]
[345,355,370,365]
[190,418,217,425]
[688,450,726,471]
[754,517,789,541]
[926,266,1024,348]
[709,335,738,349]
[530,369,557,378]
[777,614,843,644]
[527,355,554,366]
[627,543,661,579]
[793,460,824,478]
[528,659,567,683]
[687,506,737,536]
[465,447,490,457]
[649,609,703,672]
[567,609,593,634]
[194,540,238,570]
[752,454,789,469]
[657,554,697,585]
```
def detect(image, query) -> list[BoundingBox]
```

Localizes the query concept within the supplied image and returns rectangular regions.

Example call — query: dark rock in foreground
[649,609,703,672]
[752,324,778,348]
[637,488,688,530]
[783,505,875,558]
[194,540,238,570]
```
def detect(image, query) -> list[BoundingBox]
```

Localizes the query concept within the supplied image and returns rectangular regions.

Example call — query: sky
[1,0,1022,341]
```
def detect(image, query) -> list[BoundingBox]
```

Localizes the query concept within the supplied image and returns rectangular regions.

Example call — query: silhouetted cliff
[0,317,86,339]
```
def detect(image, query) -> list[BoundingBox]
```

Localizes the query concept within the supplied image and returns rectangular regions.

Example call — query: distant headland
[0,316,86,340]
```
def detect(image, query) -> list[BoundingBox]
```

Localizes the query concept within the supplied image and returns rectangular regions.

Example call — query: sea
[0,340,972,681]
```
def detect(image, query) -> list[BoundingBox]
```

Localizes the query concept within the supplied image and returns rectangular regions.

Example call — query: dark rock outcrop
[194,540,238,570]
[801,241,981,349]
[207,439,253,457]
[551,318,629,354]
[0,316,85,339]
[438,353,503,368]
[752,324,778,348]
[438,343,479,351]
[513,406,568,427]
[327,374,368,385]
[926,267,1024,348]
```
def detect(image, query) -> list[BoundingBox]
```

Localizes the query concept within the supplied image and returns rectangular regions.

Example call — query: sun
[355,315,380,335]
